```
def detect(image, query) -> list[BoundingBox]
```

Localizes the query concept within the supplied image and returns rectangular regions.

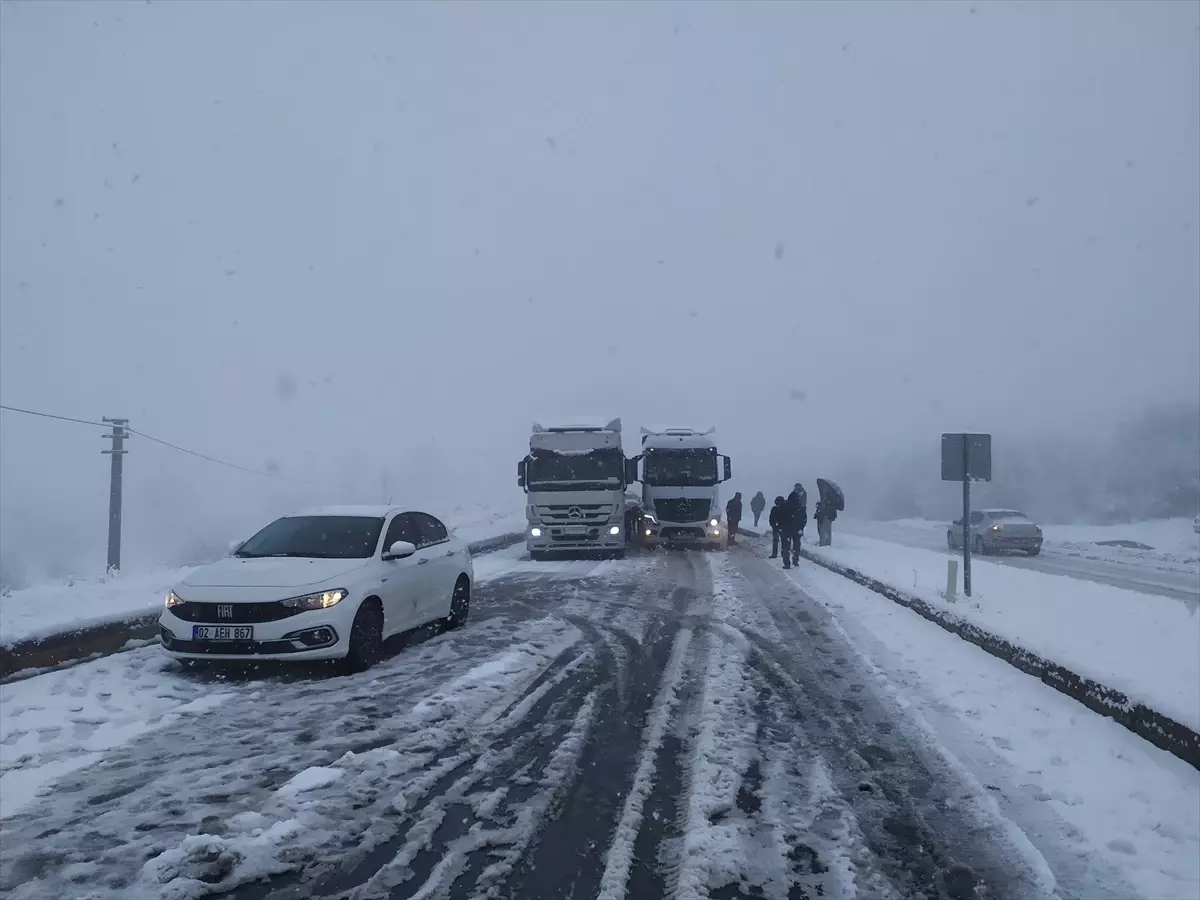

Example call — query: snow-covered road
[2,546,1195,900]
[839,520,1200,605]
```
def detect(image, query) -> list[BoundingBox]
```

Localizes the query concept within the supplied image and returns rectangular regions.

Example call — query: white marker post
[946,558,958,601]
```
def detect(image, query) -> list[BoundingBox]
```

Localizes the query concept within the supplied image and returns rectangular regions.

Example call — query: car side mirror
[722,455,732,482]
[383,540,417,560]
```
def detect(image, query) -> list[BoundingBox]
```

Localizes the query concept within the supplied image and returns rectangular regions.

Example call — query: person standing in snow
[750,491,766,527]
[768,495,786,558]
[791,483,809,543]
[814,497,837,546]
[779,489,805,569]
[725,492,743,544]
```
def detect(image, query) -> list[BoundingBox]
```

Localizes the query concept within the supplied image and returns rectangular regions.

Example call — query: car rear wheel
[447,577,470,629]
[343,600,383,673]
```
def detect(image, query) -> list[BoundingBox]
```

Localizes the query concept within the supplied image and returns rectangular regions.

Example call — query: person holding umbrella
[815,478,844,547]
[750,491,766,527]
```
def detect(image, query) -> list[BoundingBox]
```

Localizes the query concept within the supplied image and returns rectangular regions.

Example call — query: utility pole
[102,417,129,574]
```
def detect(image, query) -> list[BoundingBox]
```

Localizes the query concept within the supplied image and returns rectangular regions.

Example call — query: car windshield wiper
[233,551,267,558]
[265,551,350,559]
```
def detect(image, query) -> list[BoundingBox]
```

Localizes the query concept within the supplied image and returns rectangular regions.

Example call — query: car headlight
[165,590,186,609]
[709,518,720,527]
[279,588,348,611]
[991,524,1001,532]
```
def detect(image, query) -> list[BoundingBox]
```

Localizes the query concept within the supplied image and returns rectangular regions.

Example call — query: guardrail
[737,528,1199,771]
[0,532,526,682]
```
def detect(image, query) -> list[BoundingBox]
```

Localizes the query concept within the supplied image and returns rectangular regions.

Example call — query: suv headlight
[709,517,720,527]
[165,590,186,609]
[280,588,348,611]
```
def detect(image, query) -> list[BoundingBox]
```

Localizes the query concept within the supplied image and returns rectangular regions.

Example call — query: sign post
[941,433,992,598]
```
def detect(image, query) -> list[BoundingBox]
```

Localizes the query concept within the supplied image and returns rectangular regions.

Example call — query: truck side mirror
[723,456,732,482]
[624,457,639,486]
[517,458,527,489]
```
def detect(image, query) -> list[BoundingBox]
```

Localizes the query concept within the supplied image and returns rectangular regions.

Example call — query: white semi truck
[635,426,732,550]
[517,418,638,560]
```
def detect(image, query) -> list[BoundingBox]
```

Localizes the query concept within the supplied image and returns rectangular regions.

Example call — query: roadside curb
[787,542,1200,771]
[0,532,526,682]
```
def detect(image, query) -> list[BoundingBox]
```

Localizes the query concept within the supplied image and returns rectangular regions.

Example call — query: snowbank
[0,504,525,647]
[802,534,1200,732]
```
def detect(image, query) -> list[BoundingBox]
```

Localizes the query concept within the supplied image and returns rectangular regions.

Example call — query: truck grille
[535,503,613,525]
[652,499,711,523]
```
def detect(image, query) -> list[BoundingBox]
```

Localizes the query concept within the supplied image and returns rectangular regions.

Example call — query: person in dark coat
[750,491,766,527]
[725,492,742,544]
[791,483,808,542]
[780,490,805,568]
[768,495,785,558]
[814,497,837,546]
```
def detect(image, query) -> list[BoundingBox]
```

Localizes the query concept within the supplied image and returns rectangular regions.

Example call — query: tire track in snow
[727,548,1057,900]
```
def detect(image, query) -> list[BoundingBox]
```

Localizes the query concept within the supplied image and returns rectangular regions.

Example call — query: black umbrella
[817,478,845,512]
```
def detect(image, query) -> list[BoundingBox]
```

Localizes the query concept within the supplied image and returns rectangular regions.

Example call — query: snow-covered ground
[786,560,1200,900]
[0,544,544,822]
[0,503,525,647]
[790,533,1200,731]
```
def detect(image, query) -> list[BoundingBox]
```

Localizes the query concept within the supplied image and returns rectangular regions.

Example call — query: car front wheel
[974,536,987,556]
[1027,546,1041,556]
[447,577,470,629]
[343,600,384,673]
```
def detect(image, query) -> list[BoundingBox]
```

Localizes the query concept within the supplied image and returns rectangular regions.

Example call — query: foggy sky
[2,0,1198,575]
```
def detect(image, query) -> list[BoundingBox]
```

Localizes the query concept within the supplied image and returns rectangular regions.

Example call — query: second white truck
[635,426,733,550]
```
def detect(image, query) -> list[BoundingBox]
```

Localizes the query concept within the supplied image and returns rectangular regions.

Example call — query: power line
[126,426,306,482]
[0,403,109,429]
[1,402,306,482]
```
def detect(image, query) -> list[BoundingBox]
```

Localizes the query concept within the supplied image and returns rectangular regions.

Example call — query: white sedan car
[159,505,473,672]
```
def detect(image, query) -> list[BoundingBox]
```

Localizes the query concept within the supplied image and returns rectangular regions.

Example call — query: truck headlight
[609,525,620,536]
[709,518,719,527]
[530,527,543,537]
[280,588,348,611]
[165,590,186,609]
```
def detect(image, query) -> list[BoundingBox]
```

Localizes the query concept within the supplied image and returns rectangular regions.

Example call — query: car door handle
[418,558,429,565]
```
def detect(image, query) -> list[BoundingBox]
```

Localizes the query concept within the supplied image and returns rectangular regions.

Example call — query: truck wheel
[612,549,626,561]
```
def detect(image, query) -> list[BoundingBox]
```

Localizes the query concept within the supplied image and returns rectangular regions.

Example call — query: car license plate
[192,625,253,641]
[564,525,587,535]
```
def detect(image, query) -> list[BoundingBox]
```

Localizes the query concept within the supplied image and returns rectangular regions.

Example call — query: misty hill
[848,402,1200,525]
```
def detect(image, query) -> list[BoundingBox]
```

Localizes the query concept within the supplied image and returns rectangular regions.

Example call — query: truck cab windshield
[527,447,624,490]
[643,448,718,486]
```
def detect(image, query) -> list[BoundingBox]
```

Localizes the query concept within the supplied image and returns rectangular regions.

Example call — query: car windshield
[527,447,624,490]
[234,516,384,559]
[643,448,718,487]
